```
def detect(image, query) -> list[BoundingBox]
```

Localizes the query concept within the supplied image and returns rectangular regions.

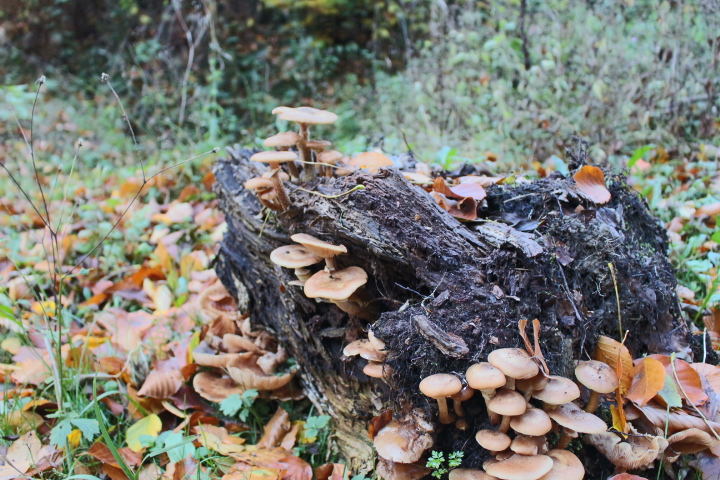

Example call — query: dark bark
[214,147,699,475]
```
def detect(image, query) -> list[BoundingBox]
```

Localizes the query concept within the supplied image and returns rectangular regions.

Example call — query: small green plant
[219,389,259,422]
[302,414,331,443]
[426,450,464,479]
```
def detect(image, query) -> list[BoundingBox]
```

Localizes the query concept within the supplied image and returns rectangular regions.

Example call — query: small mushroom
[537,450,584,480]
[223,333,264,354]
[343,339,386,362]
[193,370,245,402]
[270,244,323,283]
[484,454,553,480]
[449,469,497,480]
[510,435,543,456]
[364,361,393,380]
[574,360,619,413]
[264,132,302,179]
[487,388,526,434]
[419,373,463,424]
[509,408,553,437]
[348,151,394,173]
[475,429,511,454]
[451,385,475,417]
[304,266,372,319]
[546,401,607,449]
[488,348,539,389]
[531,376,580,405]
[276,107,338,180]
[466,362,506,424]
[226,352,295,391]
[317,150,343,177]
[373,413,434,463]
[250,151,297,210]
[290,233,347,272]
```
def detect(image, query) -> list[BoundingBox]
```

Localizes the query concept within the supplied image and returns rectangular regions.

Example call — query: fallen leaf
[655,374,683,408]
[690,451,720,480]
[126,414,162,452]
[137,370,184,398]
[595,335,633,394]
[695,203,720,218]
[232,448,312,480]
[315,463,345,480]
[573,165,611,204]
[626,357,666,406]
[1,431,42,475]
[429,191,478,221]
[649,355,708,406]
[693,363,720,396]
[257,408,291,449]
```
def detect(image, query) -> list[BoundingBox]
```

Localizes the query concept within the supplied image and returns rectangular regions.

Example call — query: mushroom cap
[264,131,302,147]
[226,353,295,390]
[244,177,274,190]
[278,106,338,125]
[271,106,291,115]
[475,429,511,452]
[349,152,393,173]
[531,376,580,405]
[448,469,498,480]
[262,170,290,181]
[585,430,667,470]
[451,386,475,402]
[364,361,392,379]
[546,402,607,434]
[516,375,549,393]
[485,454,553,480]
[250,150,297,164]
[318,150,344,165]
[666,428,717,455]
[510,408,553,436]
[192,370,245,402]
[487,388,527,416]
[307,140,332,150]
[574,360,619,394]
[343,339,386,362]
[223,333,264,354]
[290,233,348,259]
[270,245,323,269]
[466,362,506,390]
[488,348,539,379]
[377,458,431,480]
[537,450,584,480]
[304,267,368,300]
[510,436,540,456]
[368,329,386,351]
[419,373,463,399]
[373,419,434,463]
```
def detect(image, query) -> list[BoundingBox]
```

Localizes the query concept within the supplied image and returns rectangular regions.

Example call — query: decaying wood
[214,146,706,474]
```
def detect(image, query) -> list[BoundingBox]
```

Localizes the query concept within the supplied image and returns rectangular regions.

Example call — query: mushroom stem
[437,398,454,425]
[505,377,516,390]
[268,168,291,211]
[480,390,501,425]
[332,299,378,321]
[325,257,338,272]
[498,415,512,434]
[585,391,600,413]
[453,399,464,417]
[556,429,576,449]
[277,146,301,180]
[298,124,315,181]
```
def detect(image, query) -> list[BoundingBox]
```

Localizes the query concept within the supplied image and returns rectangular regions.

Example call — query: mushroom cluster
[270,233,376,321]
[343,329,392,380]
[409,346,616,480]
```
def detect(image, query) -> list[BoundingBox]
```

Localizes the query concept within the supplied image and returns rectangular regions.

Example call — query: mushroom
[466,362,506,424]
[226,352,295,391]
[364,361,393,380]
[192,370,245,402]
[264,132,302,179]
[484,454,553,480]
[546,401,607,449]
[487,388,526,434]
[343,339,386,362]
[509,408,553,437]
[488,348,539,390]
[449,469,498,480]
[665,428,718,462]
[451,385,475,417]
[510,436,544,456]
[290,234,347,272]
[304,266,373,319]
[348,152,394,173]
[276,107,338,180]
[373,413,434,463]
[531,376,580,405]
[419,373,463,424]
[574,360,619,413]
[377,459,432,480]
[584,428,667,472]
[250,151,297,210]
[537,450,584,480]
[368,329,386,351]
[475,429,511,454]
[317,150,343,177]
[270,244,323,283]
[223,333,264,354]
[516,374,549,401]
[192,341,236,367]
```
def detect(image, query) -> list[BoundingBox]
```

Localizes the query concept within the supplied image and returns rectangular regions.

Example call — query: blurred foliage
[0,0,719,164]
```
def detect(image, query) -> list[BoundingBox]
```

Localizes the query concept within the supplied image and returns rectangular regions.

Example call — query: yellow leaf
[1,337,21,354]
[68,429,82,448]
[126,414,162,452]
[595,335,633,394]
[610,405,628,435]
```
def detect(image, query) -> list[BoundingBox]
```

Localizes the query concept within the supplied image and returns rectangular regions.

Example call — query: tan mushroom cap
[537,450,584,480]
[546,402,607,434]
[419,374,463,399]
[226,353,295,390]
[262,170,290,181]
[250,150,298,164]
[373,419,434,463]
[466,362,506,390]
[666,428,717,455]
[223,333,264,354]
[364,361,392,379]
[475,429,511,452]
[318,150,344,164]
[245,177,274,190]
[488,348,539,379]
[449,469,498,480]
[304,267,367,300]
[192,370,245,402]
[264,131,302,148]
[278,106,338,125]
[510,436,540,456]
[531,376,580,404]
[585,430,667,470]
[271,106,291,115]
[343,339,386,362]
[290,233,348,259]
[485,454,553,480]
[270,244,323,269]
[349,152,393,173]
[510,408,553,436]
[574,360,619,394]
[368,329,386,351]
[487,388,527,416]
[307,140,332,150]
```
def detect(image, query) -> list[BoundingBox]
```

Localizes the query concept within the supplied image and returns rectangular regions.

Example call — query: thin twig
[29,76,51,226]
[608,262,623,338]
[292,185,365,199]
[670,353,720,440]
[55,139,83,233]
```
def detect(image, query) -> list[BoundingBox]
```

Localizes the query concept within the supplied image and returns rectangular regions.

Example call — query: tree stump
[213,146,703,475]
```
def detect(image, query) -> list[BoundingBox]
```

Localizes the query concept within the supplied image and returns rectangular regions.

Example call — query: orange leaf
[626,357,666,406]
[595,335,633,394]
[315,463,345,480]
[257,407,291,449]
[573,165,611,204]
[432,177,486,201]
[137,370,184,398]
[695,203,720,217]
[429,192,478,221]
[648,355,709,406]
[609,474,648,480]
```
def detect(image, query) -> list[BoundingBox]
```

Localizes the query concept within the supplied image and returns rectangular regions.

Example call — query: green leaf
[712,231,720,244]
[0,305,17,322]
[628,144,655,168]
[159,432,196,463]
[50,420,74,447]
[220,394,244,417]
[71,418,100,441]
[657,373,683,408]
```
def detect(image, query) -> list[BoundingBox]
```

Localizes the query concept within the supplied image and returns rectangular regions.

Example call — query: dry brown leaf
[692,363,720,396]
[103,464,130,480]
[695,203,720,218]
[595,335,633,394]
[137,370,184,398]
[257,407,291,449]
[0,431,42,476]
[232,448,312,480]
[223,464,283,480]
[573,165,611,204]
[315,463,345,480]
[690,452,720,480]
[626,357,666,406]
[633,404,720,436]
[429,192,478,221]
[649,355,708,406]
[192,370,246,403]
[280,422,302,451]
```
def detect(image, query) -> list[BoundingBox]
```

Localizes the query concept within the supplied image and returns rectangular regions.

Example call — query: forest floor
[0,92,719,480]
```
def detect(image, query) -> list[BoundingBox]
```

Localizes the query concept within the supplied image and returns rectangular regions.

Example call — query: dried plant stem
[292,185,365,199]
[670,353,720,440]
[609,262,623,338]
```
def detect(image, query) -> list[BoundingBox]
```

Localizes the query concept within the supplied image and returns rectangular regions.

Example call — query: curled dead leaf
[594,335,633,394]
[257,407,291,449]
[137,370,184,398]
[430,191,478,221]
[573,165,611,204]
[193,370,246,402]
[227,353,295,391]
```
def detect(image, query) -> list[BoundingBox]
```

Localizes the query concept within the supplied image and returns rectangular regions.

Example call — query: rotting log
[213,146,709,475]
